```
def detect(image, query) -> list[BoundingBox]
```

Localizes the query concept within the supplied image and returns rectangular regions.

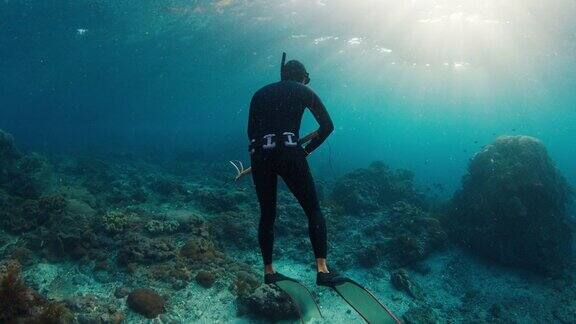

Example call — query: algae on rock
[452,135,573,276]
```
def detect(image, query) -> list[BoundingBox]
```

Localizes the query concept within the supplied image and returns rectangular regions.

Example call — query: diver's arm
[247,95,257,138]
[303,90,334,155]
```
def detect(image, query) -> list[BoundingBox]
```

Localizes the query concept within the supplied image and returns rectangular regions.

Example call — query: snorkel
[281,52,310,84]
[281,52,287,80]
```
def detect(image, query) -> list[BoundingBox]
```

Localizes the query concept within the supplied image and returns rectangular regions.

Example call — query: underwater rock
[106,179,149,206]
[8,153,56,199]
[331,161,425,214]
[180,237,222,266]
[452,135,573,275]
[195,270,216,288]
[356,202,447,269]
[127,288,166,319]
[2,244,34,267]
[149,176,190,198]
[390,268,423,300]
[241,285,299,321]
[0,194,67,234]
[233,271,298,321]
[148,261,192,289]
[193,187,250,213]
[209,211,258,250]
[117,234,176,266]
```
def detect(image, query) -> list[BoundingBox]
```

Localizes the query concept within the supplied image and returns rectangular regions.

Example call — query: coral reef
[180,237,222,266]
[208,211,258,251]
[0,129,574,323]
[0,261,30,321]
[102,210,139,234]
[0,260,72,323]
[117,234,176,266]
[452,136,574,275]
[331,161,425,214]
[146,219,180,234]
[192,187,250,213]
[342,201,448,270]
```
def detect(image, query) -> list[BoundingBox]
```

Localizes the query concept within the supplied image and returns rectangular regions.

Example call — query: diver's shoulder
[254,82,282,96]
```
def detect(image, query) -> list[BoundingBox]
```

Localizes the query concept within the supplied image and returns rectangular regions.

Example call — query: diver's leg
[251,155,278,274]
[279,152,328,273]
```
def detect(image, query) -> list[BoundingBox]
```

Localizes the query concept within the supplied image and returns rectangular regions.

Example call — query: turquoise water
[2,0,575,190]
[1,1,575,323]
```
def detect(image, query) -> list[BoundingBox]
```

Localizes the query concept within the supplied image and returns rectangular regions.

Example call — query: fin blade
[274,280,322,323]
[332,281,400,324]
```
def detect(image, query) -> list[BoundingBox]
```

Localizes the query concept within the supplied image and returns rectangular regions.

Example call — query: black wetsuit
[248,80,334,265]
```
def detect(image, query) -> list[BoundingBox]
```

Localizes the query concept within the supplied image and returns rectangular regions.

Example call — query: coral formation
[0,128,574,323]
[208,211,258,250]
[0,129,21,185]
[331,161,425,214]
[146,219,180,234]
[0,261,30,321]
[180,237,222,265]
[127,288,166,319]
[195,270,216,288]
[0,260,72,323]
[102,210,139,234]
[192,187,250,213]
[390,268,423,300]
[452,136,573,275]
[233,271,298,321]
[117,234,176,266]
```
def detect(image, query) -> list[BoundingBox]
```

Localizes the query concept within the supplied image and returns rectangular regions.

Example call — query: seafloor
[0,131,575,323]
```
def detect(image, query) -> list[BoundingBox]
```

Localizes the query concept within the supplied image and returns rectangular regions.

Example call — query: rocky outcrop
[127,288,166,319]
[452,136,573,275]
[332,161,425,214]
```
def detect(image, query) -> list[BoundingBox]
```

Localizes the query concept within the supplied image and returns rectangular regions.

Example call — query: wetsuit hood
[281,52,310,84]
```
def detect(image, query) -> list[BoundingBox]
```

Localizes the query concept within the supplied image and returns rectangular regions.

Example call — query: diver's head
[281,60,310,85]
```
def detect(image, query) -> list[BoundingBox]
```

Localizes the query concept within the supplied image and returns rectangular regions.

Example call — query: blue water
[2,0,575,193]
[1,1,575,323]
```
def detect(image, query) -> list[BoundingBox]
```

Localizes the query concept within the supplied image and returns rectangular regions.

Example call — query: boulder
[452,136,573,275]
[127,288,165,319]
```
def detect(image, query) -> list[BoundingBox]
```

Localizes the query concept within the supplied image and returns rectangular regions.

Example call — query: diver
[247,54,345,287]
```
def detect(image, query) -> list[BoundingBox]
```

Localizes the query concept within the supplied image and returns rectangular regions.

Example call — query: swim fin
[266,273,323,323]
[321,274,400,324]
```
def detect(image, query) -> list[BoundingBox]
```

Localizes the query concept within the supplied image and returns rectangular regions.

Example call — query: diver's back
[248,81,307,140]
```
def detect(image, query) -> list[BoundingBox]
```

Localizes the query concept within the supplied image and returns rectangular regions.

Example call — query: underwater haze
[1,0,576,323]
